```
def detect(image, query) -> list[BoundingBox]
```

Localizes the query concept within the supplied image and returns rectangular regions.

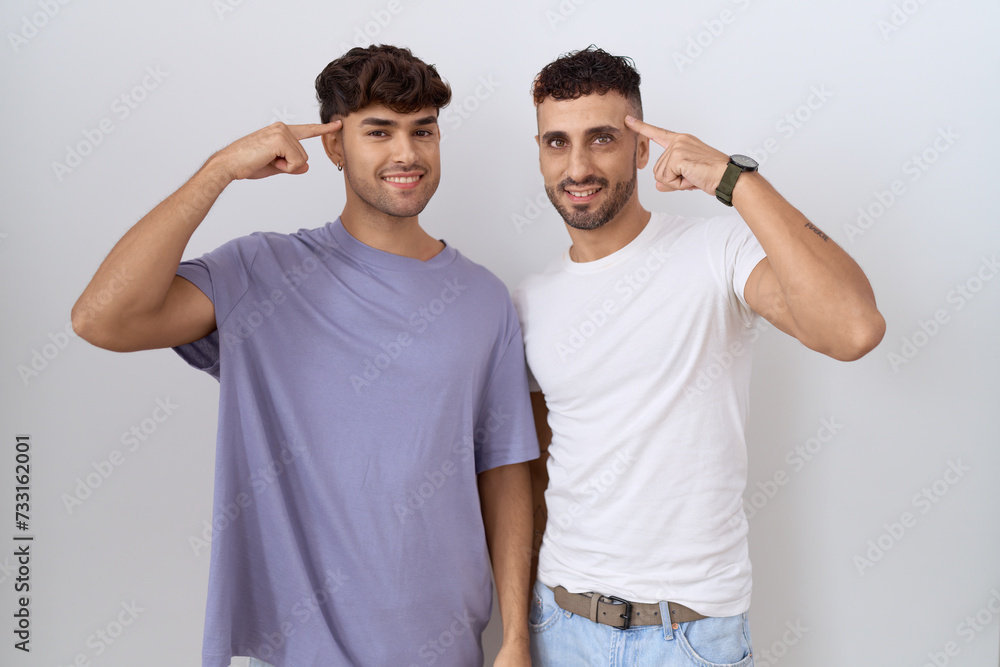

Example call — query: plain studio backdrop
[2,1,998,665]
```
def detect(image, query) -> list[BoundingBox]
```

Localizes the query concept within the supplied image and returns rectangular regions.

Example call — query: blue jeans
[529,581,754,666]
[247,659,274,667]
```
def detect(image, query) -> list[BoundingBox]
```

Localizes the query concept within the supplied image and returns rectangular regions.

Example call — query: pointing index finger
[290,120,343,140]
[625,115,674,149]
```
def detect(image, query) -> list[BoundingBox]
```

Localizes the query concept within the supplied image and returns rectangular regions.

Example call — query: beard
[342,154,439,219]
[545,145,639,231]
[545,172,637,231]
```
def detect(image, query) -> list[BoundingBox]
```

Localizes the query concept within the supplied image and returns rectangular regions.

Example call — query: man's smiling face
[338,104,442,219]
[536,92,648,230]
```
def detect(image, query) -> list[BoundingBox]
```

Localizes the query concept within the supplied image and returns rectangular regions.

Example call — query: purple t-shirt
[173,219,538,667]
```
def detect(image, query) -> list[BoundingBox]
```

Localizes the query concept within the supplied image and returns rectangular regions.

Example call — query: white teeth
[568,189,598,197]
[384,175,420,183]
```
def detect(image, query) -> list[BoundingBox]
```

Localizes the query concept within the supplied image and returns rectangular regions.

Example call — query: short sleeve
[473,307,540,475]
[718,216,766,325]
[171,234,261,378]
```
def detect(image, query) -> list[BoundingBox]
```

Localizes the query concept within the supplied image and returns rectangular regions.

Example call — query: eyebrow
[541,125,622,144]
[359,115,439,128]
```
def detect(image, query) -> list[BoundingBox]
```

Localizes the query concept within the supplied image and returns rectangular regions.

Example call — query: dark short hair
[315,45,452,122]
[532,45,642,118]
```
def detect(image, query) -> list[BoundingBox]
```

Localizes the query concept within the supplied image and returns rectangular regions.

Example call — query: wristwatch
[715,154,758,206]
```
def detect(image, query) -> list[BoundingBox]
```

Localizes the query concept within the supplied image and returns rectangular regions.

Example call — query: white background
[2,0,998,665]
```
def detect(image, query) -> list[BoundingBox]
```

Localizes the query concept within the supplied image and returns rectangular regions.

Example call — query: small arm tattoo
[805,222,829,242]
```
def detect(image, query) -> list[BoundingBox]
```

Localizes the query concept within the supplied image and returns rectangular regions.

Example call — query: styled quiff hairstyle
[315,45,452,122]
[532,45,642,119]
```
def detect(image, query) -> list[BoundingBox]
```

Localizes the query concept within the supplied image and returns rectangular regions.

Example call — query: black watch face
[730,154,758,170]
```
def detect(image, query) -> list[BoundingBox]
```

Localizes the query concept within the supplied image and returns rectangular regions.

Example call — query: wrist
[708,160,730,195]
[501,614,530,640]
[500,632,530,647]
[201,152,237,187]
[730,170,764,208]
[715,154,758,206]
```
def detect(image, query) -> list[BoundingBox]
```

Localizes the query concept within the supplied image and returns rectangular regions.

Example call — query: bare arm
[625,115,885,361]
[478,461,533,666]
[734,173,885,360]
[71,121,342,352]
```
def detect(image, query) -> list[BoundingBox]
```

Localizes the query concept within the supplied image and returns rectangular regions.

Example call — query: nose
[565,144,593,183]
[390,133,419,166]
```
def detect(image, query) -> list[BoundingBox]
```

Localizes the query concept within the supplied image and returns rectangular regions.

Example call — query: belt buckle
[605,595,632,630]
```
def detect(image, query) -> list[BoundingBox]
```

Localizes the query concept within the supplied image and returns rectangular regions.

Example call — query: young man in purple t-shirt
[72,45,537,667]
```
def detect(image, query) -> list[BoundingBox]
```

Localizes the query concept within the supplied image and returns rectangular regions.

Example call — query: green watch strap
[715,162,743,207]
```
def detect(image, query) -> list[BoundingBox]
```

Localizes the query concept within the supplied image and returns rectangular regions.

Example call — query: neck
[339,199,444,262]
[565,196,651,263]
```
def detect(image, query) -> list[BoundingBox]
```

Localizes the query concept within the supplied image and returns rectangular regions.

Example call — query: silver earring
[337,162,343,172]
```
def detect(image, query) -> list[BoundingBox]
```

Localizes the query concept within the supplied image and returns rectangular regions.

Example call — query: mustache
[559,176,609,190]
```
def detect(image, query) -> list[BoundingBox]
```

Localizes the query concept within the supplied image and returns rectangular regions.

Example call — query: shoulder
[240,224,336,266]
[648,211,743,238]
[449,250,515,301]
[512,254,564,304]
[646,212,757,259]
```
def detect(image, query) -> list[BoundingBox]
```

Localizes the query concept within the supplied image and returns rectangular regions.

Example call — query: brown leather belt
[550,585,707,629]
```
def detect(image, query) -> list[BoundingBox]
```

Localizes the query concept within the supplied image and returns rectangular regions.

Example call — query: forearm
[732,172,884,355]
[478,462,533,644]
[72,157,232,340]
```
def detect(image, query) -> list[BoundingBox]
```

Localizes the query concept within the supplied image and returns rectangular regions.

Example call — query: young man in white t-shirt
[513,46,885,666]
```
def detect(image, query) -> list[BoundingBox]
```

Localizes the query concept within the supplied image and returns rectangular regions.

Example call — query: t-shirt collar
[324,217,456,271]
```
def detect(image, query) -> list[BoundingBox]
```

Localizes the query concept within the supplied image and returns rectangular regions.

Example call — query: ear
[322,121,344,166]
[635,134,650,170]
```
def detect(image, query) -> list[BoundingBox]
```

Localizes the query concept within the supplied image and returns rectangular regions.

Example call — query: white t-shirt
[513,212,767,617]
